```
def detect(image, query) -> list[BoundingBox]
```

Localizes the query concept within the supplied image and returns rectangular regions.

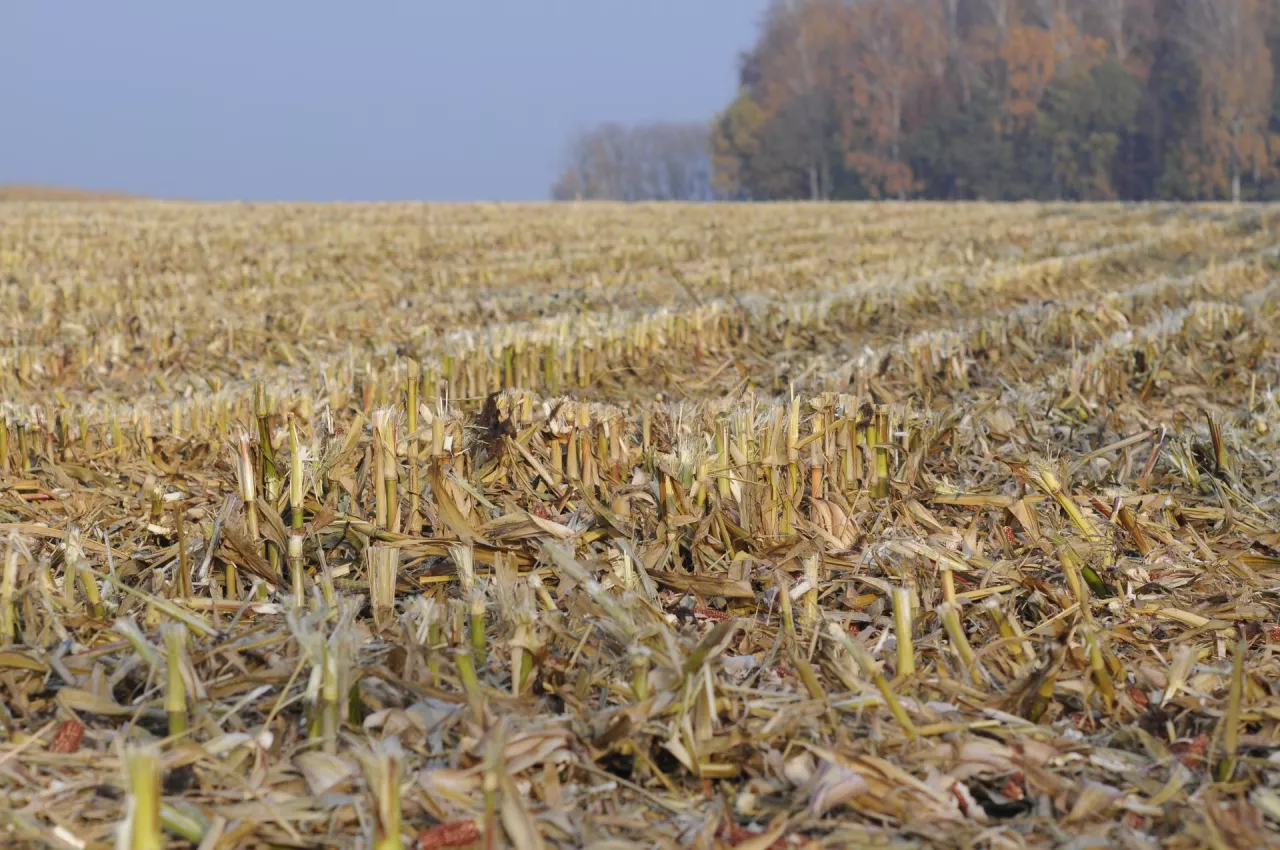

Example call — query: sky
[1,1,768,202]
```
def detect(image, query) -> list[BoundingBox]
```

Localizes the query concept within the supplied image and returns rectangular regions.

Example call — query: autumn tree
[1178,0,1275,200]
[712,0,854,199]
[841,0,946,198]
[710,94,768,199]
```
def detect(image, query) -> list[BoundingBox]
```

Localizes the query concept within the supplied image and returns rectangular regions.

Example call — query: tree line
[550,123,715,202]
[554,0,1280,202]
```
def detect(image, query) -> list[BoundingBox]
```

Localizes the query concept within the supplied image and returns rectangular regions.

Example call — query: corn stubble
[0,201,1278,848]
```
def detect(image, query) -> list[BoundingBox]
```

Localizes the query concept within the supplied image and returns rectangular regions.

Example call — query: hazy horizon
[2,1,766,202]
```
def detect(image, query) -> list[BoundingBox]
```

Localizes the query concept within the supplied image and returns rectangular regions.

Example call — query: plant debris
[0,202,1278,848]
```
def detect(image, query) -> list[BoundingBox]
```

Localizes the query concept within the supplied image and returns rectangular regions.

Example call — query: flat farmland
[1,201,1279,849]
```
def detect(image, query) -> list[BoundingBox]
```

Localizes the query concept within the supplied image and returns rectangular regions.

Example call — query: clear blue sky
[2,1,766,201]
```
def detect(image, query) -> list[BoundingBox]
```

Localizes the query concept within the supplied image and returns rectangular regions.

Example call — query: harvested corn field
[1,200,1280,849]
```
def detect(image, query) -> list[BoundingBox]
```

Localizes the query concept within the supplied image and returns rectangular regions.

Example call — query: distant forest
[553,0,1280,202]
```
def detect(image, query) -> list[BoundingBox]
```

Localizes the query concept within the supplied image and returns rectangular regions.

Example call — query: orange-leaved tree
[1179,0,1275,201]
[841,0,946,199]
